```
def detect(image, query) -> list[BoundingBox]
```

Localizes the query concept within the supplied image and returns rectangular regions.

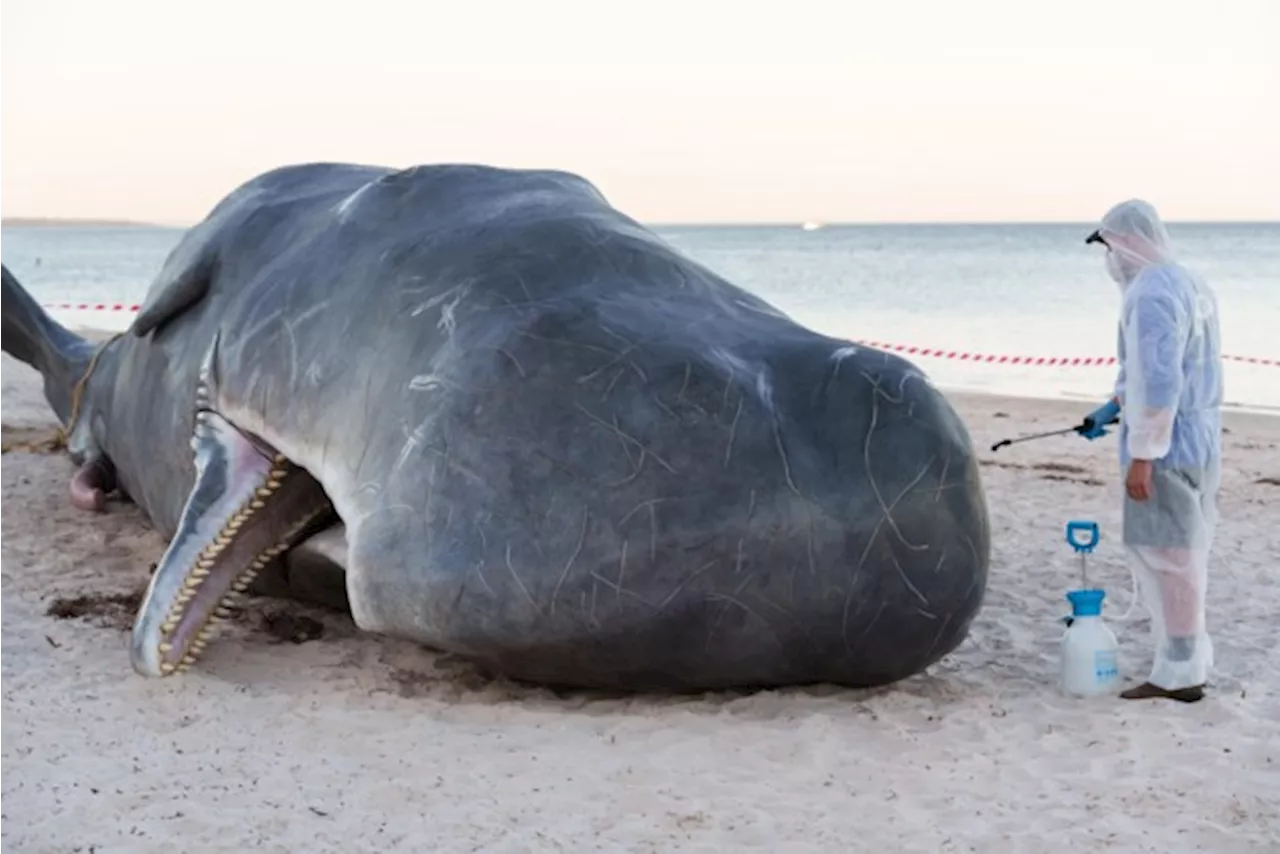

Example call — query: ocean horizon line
[5,216,1278,231]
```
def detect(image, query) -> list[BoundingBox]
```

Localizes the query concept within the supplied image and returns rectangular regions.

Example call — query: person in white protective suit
[1078,199,1224,703]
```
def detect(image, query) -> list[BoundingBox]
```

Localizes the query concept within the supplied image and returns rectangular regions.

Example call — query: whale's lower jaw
[129,403,335,678]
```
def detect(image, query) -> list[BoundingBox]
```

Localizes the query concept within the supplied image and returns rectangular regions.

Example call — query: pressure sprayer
[1059,520,1121,697]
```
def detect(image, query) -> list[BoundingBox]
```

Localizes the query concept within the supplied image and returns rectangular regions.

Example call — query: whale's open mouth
[130,404,334,677]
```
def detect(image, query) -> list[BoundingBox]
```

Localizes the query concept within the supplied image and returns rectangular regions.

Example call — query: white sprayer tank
[1060,588,1120,697]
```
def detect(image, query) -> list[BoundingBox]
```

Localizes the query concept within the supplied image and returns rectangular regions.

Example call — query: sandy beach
[3,342,1278,854]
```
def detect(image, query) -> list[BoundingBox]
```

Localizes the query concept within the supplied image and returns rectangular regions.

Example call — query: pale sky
[3,0,1278,225]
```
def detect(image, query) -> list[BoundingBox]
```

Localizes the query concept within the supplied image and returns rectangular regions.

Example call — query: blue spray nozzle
[1066,588,1106,617]
[1065,520,1100,553]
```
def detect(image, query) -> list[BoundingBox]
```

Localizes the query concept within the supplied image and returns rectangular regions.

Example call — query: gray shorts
[1123,466,1213,550]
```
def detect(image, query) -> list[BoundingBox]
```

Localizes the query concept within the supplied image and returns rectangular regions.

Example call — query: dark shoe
[1119,682,1205,703]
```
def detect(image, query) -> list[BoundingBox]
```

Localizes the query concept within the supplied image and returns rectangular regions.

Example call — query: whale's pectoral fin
[129,407,333,677]
[131,242,217,337]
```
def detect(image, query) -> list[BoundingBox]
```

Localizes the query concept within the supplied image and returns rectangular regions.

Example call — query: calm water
[3,221,1277,412]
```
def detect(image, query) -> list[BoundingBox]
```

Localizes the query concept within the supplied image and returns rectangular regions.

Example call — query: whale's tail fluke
[1,263,98,426]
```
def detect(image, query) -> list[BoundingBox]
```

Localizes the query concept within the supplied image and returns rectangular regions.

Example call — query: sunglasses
[1085,229,1111,249]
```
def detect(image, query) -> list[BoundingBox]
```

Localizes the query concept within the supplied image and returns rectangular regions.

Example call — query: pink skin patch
[68,459,114,512]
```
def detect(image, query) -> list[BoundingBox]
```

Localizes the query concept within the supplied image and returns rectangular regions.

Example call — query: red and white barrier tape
[42,302,142,313]
[37,302,1278,368]
[859,340,1276,368]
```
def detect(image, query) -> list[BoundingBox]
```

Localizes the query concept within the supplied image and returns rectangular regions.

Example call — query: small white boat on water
[801,221,824,231]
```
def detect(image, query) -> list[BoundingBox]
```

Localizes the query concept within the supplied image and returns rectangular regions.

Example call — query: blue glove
[1078,399,1121,440]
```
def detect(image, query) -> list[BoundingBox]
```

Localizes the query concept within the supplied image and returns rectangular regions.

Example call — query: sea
[3,221,1277,414]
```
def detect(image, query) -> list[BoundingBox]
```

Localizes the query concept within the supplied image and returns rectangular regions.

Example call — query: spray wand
[990,412,1120,453]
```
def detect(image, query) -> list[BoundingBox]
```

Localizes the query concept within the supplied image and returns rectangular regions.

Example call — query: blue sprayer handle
[1065,520,1100,554]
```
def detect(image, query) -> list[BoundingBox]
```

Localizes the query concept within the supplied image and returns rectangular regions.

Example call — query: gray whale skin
[0,161,990,692]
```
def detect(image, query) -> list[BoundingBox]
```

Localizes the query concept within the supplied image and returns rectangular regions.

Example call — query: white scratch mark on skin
[335,180,375,218]
[934,457,951,502]
[654,396,680,421]
[657,559,719,611]
[755,370,775,414]
[831,345,859,364]
[922,612,954,662]
[575,404,677,475]
[840,451,937,646]
[734,538,745,574]
[493,348,526,378]
[551,509,589,614]
[604,366,626,400]
[409,374,452,392]
[861,370,909,405]
[589,576,599,626]
[410,283,470,319]
[616,539,628,603]
[513,272,533,303]
[588,570,653,608]
[845,600,886,656]
[576,339,639,385]
[393,423,427,474]
[806,512,817,576]
[706,592,785,653]
[724,397,744,466]
[504,543,539,612]
[710,348,753,397]
[772,418,801,497]
[353,500,413,526]
[470,560,494,596]
[704,572,761,652]
[283,320,299,390]
[289,298,331,330]
[649,503,658,561]
[438,287,467,335]
[280,299,331,388]
[891,551,929,606]
[596,324,635,348]
[862,398,930,551]
[619,498,664,527]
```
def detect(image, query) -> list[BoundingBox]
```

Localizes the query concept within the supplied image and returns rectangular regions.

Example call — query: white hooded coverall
[1097,199,1224,691]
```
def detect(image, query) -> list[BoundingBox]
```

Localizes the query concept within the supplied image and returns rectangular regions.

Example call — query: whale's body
[2,162,990,690]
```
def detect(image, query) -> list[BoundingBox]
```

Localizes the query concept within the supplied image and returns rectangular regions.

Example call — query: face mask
[1105,250,1126,285]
